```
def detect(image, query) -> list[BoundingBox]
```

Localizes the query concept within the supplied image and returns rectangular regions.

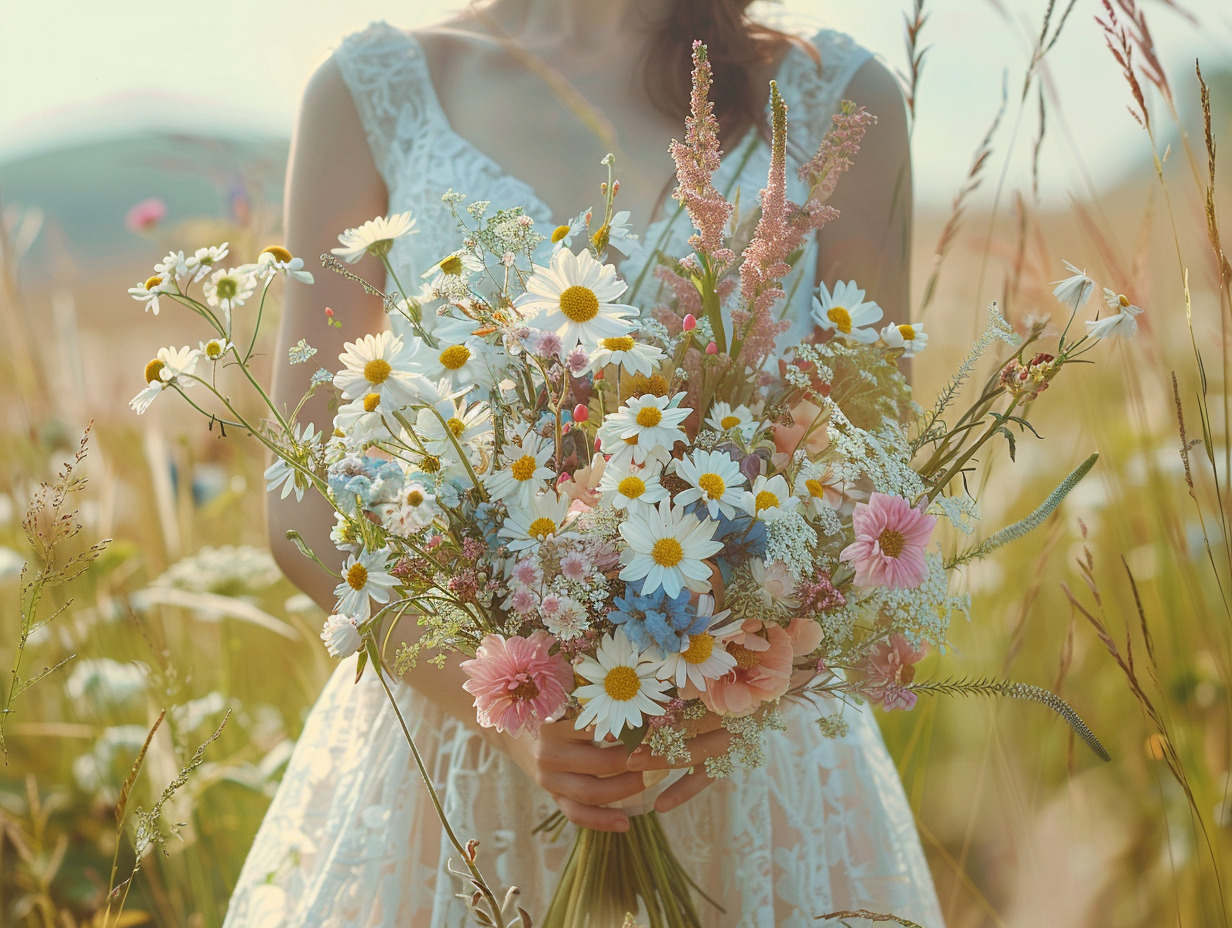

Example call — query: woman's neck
[481,0,670,49]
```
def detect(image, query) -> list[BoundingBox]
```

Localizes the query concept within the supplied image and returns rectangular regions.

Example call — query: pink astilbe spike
[798,100,878,205]
[669,42,736,271]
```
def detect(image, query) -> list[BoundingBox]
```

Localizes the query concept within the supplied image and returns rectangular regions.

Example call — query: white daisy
[740,474,801,520]
[596,462,670,517]
[199,337,233,363]
[382,483,442,535]
[549,208,591,251]
[1102,288,1144,315]
[880,321,929,357]
[414,389,493,459]
[704,402,759,442]
[252,245,314,284]
[420,249,483,284]
[420,313,506,389]
[515,248,636,348]
[128,273,172,315]
[333,331,433,409]
[605,210,638,250]
[154,250,189,285]
[1087,290,1144,340]
[671,449,748,519]
[334,392,393,444]
[184,244,229,284]
[498,491,576,552]
[1051,260,1093,308]
[484,432,555,508]
[793,460,863,515]
[333,547,399,622]
[129,346,201,415]
[656,595,743,691]
[331,212,417,263]
[320,613,362,659]
[812,280,883,343]
[619,500,724,598]
[204,267,257,327]
[586,334,665,377]
[600,393,691,463]
[265,422,322,502]
[573,628,670,740]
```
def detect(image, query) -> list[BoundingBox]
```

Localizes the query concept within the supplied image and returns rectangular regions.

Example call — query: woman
[224,1,940,925]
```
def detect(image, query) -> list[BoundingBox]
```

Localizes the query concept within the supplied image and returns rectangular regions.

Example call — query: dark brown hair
[641,0,813,146]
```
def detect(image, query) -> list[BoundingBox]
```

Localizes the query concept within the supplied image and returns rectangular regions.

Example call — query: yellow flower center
[827,306,853,334]
[261,245,293,263]
[805,479,826,499]
[446,417,466,437]
[551,224,572,244]
[511,677,540,700]
[897,324,916,341]
[421,455,442,473]
[440,255,464,275]
[364,358,392,384]
[698,473,726,500]
[1118,294,1131,307]
[528,517,558,539]
[205,340,224,360]
[559,285,599,324]
[755,490,780,511]
[591,225,609,251]
[651,537,684,568]
[363,393,381,413]
[601,336,635,352]
[617,476,646,499]
[144,359,165,384]
[682,633,715,665]
[720,415,741,430]
[727,642,760,669]
[144,275,162,291]
[636,406,663,428]
[603,665,642,701]
[510,455,538,482]
[623,436,639,446]
[439,344,471,370]
[346,563,368,591]
[406,489,425,506]
[877,528,906,558]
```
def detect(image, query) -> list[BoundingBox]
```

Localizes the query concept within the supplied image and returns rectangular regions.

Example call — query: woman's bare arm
[267,57,389,609]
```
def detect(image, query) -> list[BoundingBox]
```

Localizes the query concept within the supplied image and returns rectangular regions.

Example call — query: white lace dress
[221,21,945,928]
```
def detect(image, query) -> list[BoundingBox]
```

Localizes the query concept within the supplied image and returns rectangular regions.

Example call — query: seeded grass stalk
[541,812,712,928]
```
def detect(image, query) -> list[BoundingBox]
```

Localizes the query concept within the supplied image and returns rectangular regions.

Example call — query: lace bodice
[333,21,877,347]
[221,22,944,928]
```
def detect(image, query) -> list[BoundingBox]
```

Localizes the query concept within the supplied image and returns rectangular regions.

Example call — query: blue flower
[712,510,766,582]
[610,582,696,654]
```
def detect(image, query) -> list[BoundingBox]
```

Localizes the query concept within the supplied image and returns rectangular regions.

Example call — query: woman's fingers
[554,796,630,832]
[542,769,649,807]
[654,767,715,813]
[626,727,733,772]
[536,739,632,776]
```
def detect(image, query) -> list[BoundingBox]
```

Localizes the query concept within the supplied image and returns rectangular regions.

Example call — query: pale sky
[1,0,1229,205]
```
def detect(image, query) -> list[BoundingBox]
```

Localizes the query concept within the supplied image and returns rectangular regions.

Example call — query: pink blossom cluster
[669,42,736,271]
[798,102,878,204]
[860,634,927,711]
[797,570,847,615]
[999,352,1058,400]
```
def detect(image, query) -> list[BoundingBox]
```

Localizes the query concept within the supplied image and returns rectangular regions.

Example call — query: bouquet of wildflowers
[128,41,1128,928]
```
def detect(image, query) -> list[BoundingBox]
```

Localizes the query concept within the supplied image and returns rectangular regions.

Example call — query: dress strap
[780,29,875,167]
[333,21,440,184]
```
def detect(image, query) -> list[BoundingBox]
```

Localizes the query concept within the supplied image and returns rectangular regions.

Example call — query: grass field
[1,8,1230,927]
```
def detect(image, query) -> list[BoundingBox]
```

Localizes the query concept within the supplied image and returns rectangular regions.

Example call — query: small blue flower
[610,582,696,654]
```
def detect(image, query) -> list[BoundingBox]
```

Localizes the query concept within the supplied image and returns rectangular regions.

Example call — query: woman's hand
[499,719,650,833]
[625,713,732,814]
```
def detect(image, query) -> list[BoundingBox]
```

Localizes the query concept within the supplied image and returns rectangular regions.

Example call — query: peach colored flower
[863,634,927,711]
[461,631,573,737]
[701,619,794,717]
[561,453,605,510]
[786,616,823,657]
[839,492,936,589]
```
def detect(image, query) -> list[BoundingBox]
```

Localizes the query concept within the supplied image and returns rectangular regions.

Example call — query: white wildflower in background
[516,248,636,348]
[321,614,362,658]
[185,243,230,283]
[1086,290,1144,340]
[128,273,171,315]
[203,267,256,325]
[812,280,882,343]
[572,629,669,740]
[200,337,233,363]
[331,212,418,263]
[254,245,314,283]
[153,544,281,595]
[1051,260,1094,308]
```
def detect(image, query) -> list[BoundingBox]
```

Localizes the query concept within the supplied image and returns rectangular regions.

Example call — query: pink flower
[511,558,543,588]
[560,551,591,582]
[862,634,927,711]
[126,197,166,234]
[839,492,936,589]
[701,619,794,718]
[508,588,538,615]
[461,631,573,736]
[540,594,563,617]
